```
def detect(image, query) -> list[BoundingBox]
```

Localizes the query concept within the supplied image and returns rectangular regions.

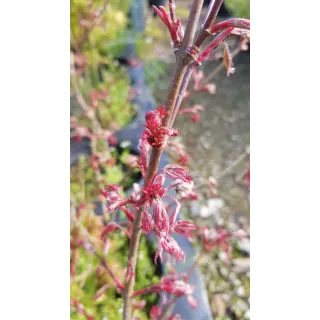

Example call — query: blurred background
[70,0,250,319]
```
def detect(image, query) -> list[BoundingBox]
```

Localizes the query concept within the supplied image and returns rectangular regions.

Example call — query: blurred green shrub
[225,0,250,18]
[71,2,162,319]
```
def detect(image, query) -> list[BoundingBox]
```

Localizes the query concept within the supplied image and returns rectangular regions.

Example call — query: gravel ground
[153,48,250,219]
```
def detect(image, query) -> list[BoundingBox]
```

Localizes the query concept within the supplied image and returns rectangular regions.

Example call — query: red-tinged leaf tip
[152,5,162,17]
[173,220,198,240]
[197,27,235,65]
[159,6,170,25]
[210,18,250,34]
[162,164,192,183]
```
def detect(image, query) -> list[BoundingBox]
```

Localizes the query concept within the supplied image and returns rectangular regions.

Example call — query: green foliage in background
[225,0,250,18]
[71,0,136,129]
[71,0,131,57]
[71,233,159,320]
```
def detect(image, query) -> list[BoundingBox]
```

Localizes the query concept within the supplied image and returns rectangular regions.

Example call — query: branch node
[186,45,200,61]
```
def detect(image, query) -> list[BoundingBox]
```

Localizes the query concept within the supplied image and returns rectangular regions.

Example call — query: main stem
[122,57,190,320]
[122,2,205,317]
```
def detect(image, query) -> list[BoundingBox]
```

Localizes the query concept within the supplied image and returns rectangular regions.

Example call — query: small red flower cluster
[100,164,197,262]
[138,106,179,176]
[143,106,178,148]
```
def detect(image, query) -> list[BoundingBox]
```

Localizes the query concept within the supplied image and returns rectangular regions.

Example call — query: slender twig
[170,63,195,127]
[122,60,189,319]
[181,0,204,50]
[187,249,206,279]
[217,151,248,180]
[194,0,223,49]
[72,220,122,291]
[193,149,248,193]
[202,0,224,31]
[159,296,179,320]
[93,250,124,291]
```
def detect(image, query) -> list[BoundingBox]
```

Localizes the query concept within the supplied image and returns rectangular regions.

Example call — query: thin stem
[203,0,223,31]
[181,0,204,50]
[194,148,248,192]
[217,150,247,180]
[194,0,223,48]
[170,63,194,127]
[122,62,187,318]
[123,59,191,316]
[77,225,123,291]
[93,250,124,291]
[159,296,179,320]
[162,60,189,128]
[187,249,205,279]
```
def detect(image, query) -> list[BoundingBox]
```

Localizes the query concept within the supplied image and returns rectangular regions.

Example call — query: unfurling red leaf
[161,164,192,183]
